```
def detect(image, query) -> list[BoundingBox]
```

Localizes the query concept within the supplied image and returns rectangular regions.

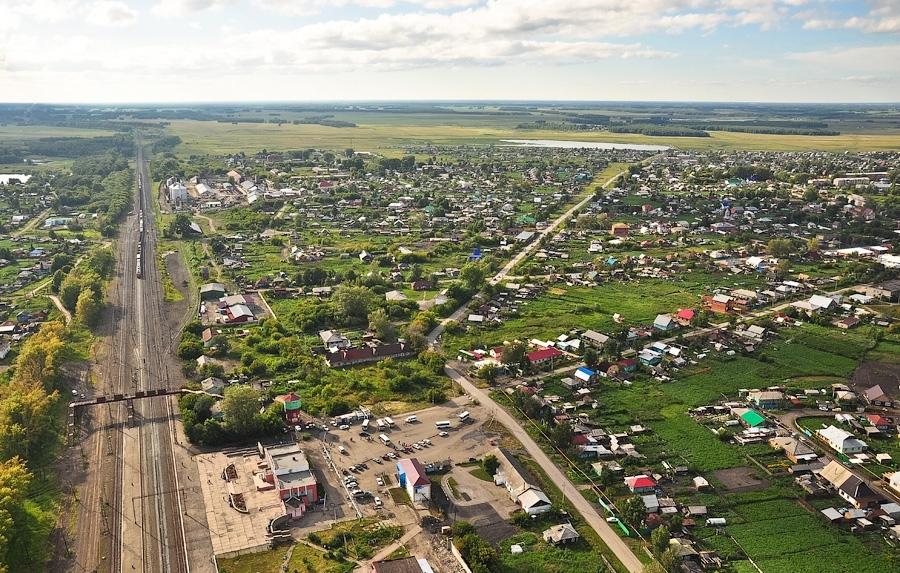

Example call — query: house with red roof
[675,308,695,326]
[527,346,562,366]
[396,458,431,506]
[625,474,657,494]
[866,414,893,432]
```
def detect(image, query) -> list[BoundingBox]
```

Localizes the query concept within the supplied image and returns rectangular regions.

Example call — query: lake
[0,174,32,184]
[501,139,670,151]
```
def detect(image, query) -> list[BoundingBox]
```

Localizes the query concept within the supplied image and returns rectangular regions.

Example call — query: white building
[817,425,867,454]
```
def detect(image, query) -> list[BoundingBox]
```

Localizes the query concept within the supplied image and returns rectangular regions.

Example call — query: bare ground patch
[712,466,769,493]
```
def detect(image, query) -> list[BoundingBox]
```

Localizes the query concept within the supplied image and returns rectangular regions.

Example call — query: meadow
[164,117,900,156]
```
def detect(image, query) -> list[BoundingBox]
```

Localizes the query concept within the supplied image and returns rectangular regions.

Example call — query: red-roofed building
[396,458,431,505]
[527,347,563,366]
[275,392,303,424]
[675,308,695,326]
[625,474,657,493]
[866,414,892,431]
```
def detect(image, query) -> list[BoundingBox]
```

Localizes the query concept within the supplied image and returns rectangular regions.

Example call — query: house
[319,329,351,351]
[263,444,319,518]
[574,367,595,383]
[739,409,766,428]
[199,283,226,301]
[200,377,225,396]
[201,327,220,347]
[653,314,676,332]
[748,390,784,410]
[817,425,867,454]
[542,523,580,545]
[581,329,609,348]
[862,279,900,302]
[224,304,254,323]
[835,316,861,329]
[371,557,435,573]
[610,223,630,237]
[514,231,536,243]
[527,346,563,366]
[674,308,695,326]
[396,458,431,505]
[359,250,373,262]
[325,343,415,368]
[808,294,837,311]
[888,472,900,496]
[703,293,734,314]
[819,460,880,509]
[638,349,661,367]
[863,384,896,408]
[274,392,303,424]
[770,437,818,463]
[866,414,892,432]
[624,474,656,494]
[491,447,552,515]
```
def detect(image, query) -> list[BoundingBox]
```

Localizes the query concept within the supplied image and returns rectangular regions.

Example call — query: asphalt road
[444,364,644,573]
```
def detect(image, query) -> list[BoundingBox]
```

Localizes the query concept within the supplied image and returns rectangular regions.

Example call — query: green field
[164,118,900,155]
[0,125,116,141]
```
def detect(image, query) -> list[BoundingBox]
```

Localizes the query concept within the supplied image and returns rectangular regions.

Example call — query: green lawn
[216,543,353,573]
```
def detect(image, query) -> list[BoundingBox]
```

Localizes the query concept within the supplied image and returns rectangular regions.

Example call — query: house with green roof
[739,409,766,428]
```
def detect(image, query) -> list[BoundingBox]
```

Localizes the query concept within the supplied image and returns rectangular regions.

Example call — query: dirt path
[12,207,51,237]
[194,213,217,233]
[445,363,644,573]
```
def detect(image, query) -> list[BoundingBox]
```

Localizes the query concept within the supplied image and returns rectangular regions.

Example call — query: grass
[216,542,354,573]
[165,118,900,155]
[311,517,403,560]
[469,466,493,481]
[0,125,117,141]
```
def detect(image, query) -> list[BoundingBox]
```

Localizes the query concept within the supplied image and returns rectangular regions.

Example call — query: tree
[451,520,476,537]
[549,422,574,450]
[481,454,499,476]
[75,289,101,328]
[51,269,66,293]
[455,532,497,573]
[500,341,528,370]
[806,236,821,253]
[367,308,397,342]
[583,346,599,369]
[621,495,647,527]
[0,457,34,571]
[50,253,73,273]
[332,285,374,324]
[650,524,671,557]
[459,262,486,291]
[177,336,203,360]
[767,238,793,258]
[476,364,498,384]
[221,385,261,436]
[656,547,680,573]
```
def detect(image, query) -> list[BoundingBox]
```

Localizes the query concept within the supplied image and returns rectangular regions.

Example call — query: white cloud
[85,1,137,26]
[151,0,231,17]
[801,0,900,33]
[789,44,900,73]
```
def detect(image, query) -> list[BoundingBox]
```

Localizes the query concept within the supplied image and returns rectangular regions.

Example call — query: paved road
[426,164,630,345]
[444,364,644,573]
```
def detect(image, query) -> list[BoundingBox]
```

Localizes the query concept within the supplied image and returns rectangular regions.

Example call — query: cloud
[801,0,900,33]
[151,0,231,17]
[789,44,900,73]
[85,1,137,26]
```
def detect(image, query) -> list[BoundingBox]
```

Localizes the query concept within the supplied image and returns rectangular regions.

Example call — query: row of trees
[0,320,73,570]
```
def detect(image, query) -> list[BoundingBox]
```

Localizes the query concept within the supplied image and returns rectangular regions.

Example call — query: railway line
[68,140,189,573]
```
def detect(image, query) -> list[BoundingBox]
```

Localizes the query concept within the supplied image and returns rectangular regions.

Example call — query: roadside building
[817,425,867,455]
[542,523,580,545]
[819,460,880,509]
[199,282,226,301]
[263,444,319,518]
[274,392,303,424]
[491,447,552,515]
[396,458,431,506]
[371,557,435,573]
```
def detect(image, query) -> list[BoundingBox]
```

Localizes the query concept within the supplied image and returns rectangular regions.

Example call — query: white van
[405,415,418,423]
[379,433,391,446]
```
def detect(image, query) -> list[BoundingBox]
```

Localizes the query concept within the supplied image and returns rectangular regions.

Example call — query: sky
[0,0,898,103]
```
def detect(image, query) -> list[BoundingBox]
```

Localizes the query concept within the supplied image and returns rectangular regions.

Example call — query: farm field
[164,118,900,155]
[0,125,117,141]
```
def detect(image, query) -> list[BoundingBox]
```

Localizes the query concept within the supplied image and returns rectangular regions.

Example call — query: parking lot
[319,397,497,516]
